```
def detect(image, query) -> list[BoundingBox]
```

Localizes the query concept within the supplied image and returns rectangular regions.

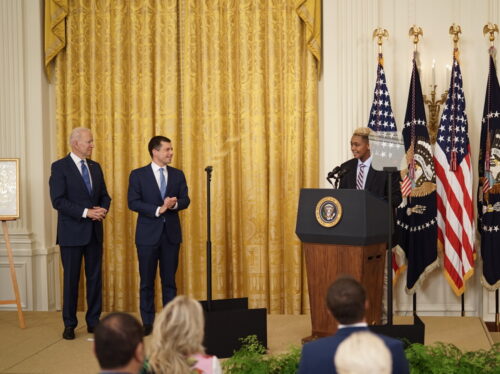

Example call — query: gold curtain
[52,0,319,314]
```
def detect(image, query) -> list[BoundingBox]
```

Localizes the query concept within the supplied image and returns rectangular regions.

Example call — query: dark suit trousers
[60,234,102,328]
[137,224,180,325]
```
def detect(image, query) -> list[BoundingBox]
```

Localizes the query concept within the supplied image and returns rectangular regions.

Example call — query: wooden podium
[296,189,390,340]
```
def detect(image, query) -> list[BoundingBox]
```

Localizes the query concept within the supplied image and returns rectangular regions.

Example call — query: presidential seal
[315,196,342,227]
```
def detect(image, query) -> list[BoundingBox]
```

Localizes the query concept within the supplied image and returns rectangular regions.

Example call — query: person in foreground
[338,127,401,207]
[142,295,222,374]
[335,331,392,374]
[49,127,111,340]
[94,312,145,374]
[297,276,409,374]
[128,136,190,336]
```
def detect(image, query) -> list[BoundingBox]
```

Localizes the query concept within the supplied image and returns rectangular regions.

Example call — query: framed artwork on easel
[0,158,20,220]
[0,157,25,328]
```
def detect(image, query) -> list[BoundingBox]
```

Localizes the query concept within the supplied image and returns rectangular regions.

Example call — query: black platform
[200,298,267,358]
[370,315,425,346]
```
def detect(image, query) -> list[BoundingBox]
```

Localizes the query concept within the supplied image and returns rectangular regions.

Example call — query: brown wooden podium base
[303,241,386,340]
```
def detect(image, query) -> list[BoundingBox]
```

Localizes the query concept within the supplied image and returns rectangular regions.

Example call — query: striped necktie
[356,163,366,190]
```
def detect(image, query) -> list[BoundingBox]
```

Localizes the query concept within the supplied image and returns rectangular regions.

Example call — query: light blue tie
[159,168,167,199]
[81,160,92,194]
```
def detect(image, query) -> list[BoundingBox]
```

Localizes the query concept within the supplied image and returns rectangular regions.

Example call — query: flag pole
[482,23,500,331]
[496,289,499,331]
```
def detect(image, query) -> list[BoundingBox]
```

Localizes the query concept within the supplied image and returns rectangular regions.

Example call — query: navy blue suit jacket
[298,326,409,374]
[49,154,111,246]
[128,164,190,246]
[339,158,402,207]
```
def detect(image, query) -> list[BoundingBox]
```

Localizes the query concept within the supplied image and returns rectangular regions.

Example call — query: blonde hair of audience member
[148,295,205,374]
[334,331,392,374]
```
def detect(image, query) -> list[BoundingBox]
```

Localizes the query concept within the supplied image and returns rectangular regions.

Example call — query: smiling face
[350,135,371,162]
[152,141,173,166]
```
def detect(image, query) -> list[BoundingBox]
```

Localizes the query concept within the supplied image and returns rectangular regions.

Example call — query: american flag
[395,54,438,293]
[367,53,404,283]
[435,49,475,296]
[478,49,500,290]
[368,54,396,132]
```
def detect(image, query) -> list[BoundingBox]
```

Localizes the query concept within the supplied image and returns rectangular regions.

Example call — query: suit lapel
[365,165,376,190]
[86,160,97,196]
[146,165,164,202]
[165,166,175,197]
[65,154,91,195]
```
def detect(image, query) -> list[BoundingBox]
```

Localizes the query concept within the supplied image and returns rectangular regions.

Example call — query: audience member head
[149,295,205,374]
[326,276,366,325]
[93,312,144,374]
[334,331,392,374]
[350,127,372,162]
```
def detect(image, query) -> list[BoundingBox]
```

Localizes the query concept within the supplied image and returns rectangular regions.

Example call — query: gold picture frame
[0,158,20,220]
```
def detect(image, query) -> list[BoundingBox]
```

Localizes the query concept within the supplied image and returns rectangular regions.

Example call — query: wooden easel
[1,219,26,328]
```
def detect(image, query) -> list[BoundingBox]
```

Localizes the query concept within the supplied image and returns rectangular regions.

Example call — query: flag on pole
[435,49,475,296]
[366,53,405,283]
[396,53,438,293]
[478,48,500,290]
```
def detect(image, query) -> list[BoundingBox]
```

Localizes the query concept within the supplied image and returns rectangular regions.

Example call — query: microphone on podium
[205,165,213,173]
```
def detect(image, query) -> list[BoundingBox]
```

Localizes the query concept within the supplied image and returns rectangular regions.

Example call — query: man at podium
[338,127,401,207]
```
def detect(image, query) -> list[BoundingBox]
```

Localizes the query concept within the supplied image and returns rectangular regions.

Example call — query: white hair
[334,332,392,374]
[69,127,91,145]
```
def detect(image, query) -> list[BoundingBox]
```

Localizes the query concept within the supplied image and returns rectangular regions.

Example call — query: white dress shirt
[70,152,92,218]
[150,162,177,216]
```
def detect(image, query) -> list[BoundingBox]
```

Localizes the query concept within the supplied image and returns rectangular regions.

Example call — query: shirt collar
[151,161,167,173]
[338,322,368,329]
[70,152,85,164]
[357,156,372,169]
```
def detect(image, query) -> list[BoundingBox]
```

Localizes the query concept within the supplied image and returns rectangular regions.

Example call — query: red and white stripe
[434,144,475,296]
[400,175,412,197]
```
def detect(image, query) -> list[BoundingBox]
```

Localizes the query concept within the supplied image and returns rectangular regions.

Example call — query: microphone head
[327,166,341,178]
[205,165,213,172]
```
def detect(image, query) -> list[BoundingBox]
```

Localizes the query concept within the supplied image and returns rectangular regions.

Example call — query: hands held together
[159,196,177,214]
[88,207,108,221]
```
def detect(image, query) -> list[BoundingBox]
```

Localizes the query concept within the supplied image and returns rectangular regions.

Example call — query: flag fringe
[481,275,500,291]
[392,245,407,285]
[405,257,439,295]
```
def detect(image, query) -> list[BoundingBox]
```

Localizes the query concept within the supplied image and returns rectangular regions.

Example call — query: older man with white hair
[49,127,111,340]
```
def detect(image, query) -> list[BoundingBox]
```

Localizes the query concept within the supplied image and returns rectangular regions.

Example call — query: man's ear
[135,342,145,363]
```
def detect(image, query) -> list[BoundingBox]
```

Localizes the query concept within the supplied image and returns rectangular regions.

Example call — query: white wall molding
[0,0,58,311]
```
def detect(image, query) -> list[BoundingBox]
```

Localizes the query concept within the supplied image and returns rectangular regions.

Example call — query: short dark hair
[94,312,143,370]
[148,136,171,157]
[326,276,366,325]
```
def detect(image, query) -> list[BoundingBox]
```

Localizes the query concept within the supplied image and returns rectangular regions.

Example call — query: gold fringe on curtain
[296,0,322,66]
[53,0,319,315]
[44,0,68,81]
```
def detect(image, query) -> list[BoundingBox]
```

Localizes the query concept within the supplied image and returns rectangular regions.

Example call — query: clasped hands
[159,196,177,214]
[87,206,108,221]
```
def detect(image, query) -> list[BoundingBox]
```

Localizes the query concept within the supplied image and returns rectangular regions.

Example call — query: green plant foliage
[223,336,500,374]
[405,342,500,374]
[222,335,300,374]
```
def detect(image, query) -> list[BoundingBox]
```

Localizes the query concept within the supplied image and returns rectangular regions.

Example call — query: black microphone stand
[205,165,213,311]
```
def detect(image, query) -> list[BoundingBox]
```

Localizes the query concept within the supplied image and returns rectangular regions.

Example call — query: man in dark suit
[298,276,409,374]
[339,127,401,207]
[49,127,111,340]
[128,136,190,335]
